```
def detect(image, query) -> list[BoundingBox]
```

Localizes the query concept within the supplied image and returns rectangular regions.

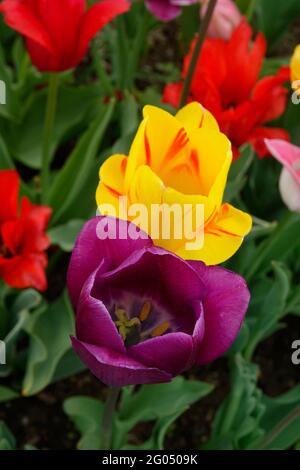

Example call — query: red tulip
[163,20,290,159]
[0,0,130,72]
[0,170,52,291]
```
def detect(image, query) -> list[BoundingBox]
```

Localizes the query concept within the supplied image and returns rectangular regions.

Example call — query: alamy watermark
[291,340,300,365]
[97,197,205,251]
[0,340,6,365]
[0,80,6,105]
[291,80,300,105]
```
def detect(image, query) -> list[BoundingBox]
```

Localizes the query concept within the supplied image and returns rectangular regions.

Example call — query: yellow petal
[176,204,252,265]
[128,165,165,206]
[99,154,127,194]
[163,187,214,223]
[142,105,190,173]
[159,187,214,253]
[291,44,300,84]
[125,119,148,192]
[189,128,232,196]
[176,101,219,133]
[96,182,125,218]
[127,165,165,235]
[208,151,232,210]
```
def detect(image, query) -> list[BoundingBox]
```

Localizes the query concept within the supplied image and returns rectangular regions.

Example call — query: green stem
[41,73,59,202]
[101,387,121,450]
[179,0,218,108]
[252,216,275,228]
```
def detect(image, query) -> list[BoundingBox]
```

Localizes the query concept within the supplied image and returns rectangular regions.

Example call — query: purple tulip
[145,0,197,22]
[67,216,250,387]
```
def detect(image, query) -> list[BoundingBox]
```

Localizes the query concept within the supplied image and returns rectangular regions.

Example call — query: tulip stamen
[115,307,141,341]
[151,321,171,337]
[139,301,151,321]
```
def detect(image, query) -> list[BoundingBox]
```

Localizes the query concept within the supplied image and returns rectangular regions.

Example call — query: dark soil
[254,315,300,397]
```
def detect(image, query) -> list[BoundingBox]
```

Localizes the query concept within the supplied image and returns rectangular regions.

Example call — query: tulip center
[113,300,171,347]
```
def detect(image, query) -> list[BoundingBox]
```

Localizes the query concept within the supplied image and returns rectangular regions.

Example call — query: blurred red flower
[0,170,52,291]
[163,20,290,159]
[0,0,130,72]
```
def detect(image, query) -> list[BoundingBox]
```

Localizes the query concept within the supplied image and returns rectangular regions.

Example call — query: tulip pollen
[151,321,171,337]
[139,301,152,321]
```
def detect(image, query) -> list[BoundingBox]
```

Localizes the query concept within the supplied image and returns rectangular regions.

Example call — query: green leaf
[48,219,85,252]
[225,145,254,202]
[260,57,289,78]
[2,84,103,169]
[283,101,300,147]
[0,134,14,169]
[254,386,300,450]
[0,386,18,403]
[179,4,200,48]
[255,0,300,49]
[48,99,115,225]
[245,213,300,282]
[22,291,75,396]
[244,262,290,360]
[205,354,265,450]
[0,421,16,450]
[63,396,104,450]
[0,288,43,378]
[116,377,213,449]
[64,378,213,451]
[119,93,139,137]
[111,93,139,154]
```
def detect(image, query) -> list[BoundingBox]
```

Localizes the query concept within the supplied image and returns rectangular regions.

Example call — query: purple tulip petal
[94,247,206,334]
[189,262,250,364]
[67,216,152,307]
[128,332,194,375]
[190,301,205,364]
[71,337,172,387]
[76,271,125,353]
[145,0,181,21]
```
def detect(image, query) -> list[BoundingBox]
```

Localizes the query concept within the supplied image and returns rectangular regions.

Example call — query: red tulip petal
[249,127,290,158]
[0,0,53,52]
[0,170,19,224]
[35,0,85,70]
[77,0,130,61]
[251,67,289,123]
[162,82,183,108]
[19,198,52,252]
[1,219,24,255]
[0,253,48,291]
[222,19,266,104]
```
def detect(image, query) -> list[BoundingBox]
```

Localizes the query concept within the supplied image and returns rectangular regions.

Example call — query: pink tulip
[265,139,300,213]
[200,0,242,40]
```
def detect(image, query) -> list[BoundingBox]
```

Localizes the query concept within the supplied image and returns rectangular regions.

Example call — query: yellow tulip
[96,102,252,265]
[291,44,300,88]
